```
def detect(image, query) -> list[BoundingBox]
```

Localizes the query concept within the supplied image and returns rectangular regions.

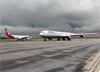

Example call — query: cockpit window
[42,32,44,33]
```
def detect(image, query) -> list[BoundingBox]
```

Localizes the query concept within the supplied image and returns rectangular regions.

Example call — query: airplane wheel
[17,39,19,41]
[57,38,60,41]
[44,38,46,41]
[21,39,24,41]
[62,38,65,41]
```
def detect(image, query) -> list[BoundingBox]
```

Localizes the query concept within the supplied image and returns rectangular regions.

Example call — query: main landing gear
[48,38,52,40]
[43,37,71,41]
[44,38,47,41]
[44,38,53,41]
[57,38,60,41]
[16,39,24,41]
[62,38,65,41]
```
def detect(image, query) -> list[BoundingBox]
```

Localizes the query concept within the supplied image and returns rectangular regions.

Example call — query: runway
[0,39,100,72]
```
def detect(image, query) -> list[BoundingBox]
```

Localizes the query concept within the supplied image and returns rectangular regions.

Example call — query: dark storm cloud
[1,0,58,28]
[57,9,100,28]
[1,0,100,36]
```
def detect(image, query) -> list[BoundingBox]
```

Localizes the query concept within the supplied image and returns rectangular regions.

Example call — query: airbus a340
[5,28,31,41]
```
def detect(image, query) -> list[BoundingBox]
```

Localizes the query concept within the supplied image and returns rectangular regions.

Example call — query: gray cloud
[1,0,100,37]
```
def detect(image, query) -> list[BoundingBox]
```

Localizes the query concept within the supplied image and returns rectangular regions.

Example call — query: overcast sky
[1,0,100,37]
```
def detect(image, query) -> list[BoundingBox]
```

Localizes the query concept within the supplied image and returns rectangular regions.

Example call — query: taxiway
[0,39,100,72]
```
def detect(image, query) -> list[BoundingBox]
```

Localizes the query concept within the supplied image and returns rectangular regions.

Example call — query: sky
[1,0,100,37]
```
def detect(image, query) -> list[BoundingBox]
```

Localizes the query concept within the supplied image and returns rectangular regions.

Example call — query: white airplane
[39,28,84,41]
[5,28,31,41]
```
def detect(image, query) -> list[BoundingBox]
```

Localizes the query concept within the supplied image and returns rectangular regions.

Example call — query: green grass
[0,38,98,43]
[0,38,69,42]
[0,39,44,42]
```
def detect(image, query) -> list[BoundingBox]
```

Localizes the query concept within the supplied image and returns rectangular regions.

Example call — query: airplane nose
[39,33,42,36]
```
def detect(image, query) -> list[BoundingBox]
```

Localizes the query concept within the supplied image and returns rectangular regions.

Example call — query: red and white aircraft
[5,28,31,41]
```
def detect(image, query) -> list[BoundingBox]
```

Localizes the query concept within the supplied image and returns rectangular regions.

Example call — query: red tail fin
[5,28,10,36]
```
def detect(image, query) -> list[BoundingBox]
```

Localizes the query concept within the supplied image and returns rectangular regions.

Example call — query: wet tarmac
[0,39,100,72]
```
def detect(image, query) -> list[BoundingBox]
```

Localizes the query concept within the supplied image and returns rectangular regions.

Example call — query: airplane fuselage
[7,35,31,40]
[12,35,30,39]
[39,30,84,41]
[5,28,31,41]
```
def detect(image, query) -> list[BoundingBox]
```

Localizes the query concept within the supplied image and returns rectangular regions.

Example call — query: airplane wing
[70,33,84,38]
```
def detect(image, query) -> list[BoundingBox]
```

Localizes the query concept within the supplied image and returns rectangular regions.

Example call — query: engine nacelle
[80,35,84,38]
[67,36,71,41]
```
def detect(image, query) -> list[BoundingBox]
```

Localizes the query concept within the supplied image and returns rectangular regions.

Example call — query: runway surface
[0,39,100,72]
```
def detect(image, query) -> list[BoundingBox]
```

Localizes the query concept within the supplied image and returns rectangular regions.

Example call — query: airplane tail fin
[72,28,75,33]
[5,28,11,36]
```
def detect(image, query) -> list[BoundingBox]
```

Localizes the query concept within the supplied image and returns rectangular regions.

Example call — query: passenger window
[48,31,54,33]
